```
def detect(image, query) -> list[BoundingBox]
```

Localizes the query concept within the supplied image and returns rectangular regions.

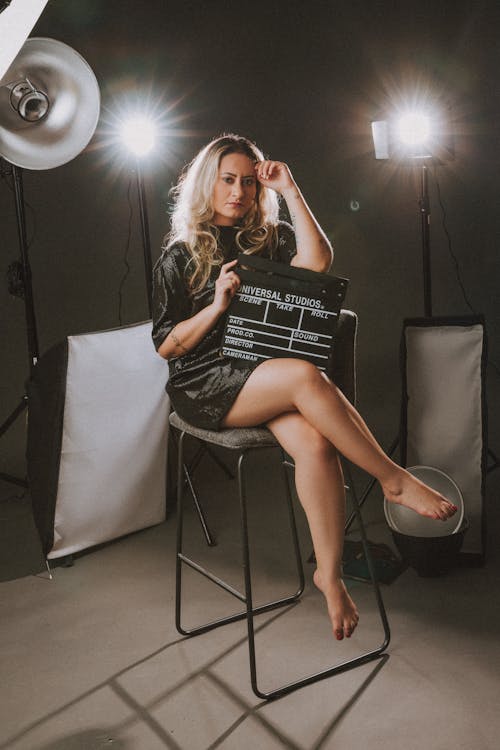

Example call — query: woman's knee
[271,413,336,462]
[300,425,337,463]
[286,359,327,392]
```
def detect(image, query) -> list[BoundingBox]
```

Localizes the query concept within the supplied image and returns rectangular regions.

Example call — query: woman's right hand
[212,259,241,314]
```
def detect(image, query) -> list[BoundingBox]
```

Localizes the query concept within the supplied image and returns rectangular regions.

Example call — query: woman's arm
[255,161,333,273]
[157,259,240,360]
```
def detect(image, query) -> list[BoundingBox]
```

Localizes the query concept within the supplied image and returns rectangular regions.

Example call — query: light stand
[11,164,39,371]
[0,163,38,487]
[367,109,498,560]
[372,114,443,317]
[419,162,432,317]
[136,160,153,317]
[346,117,440,530]
[119,115,157,317]
[0,37,100,486]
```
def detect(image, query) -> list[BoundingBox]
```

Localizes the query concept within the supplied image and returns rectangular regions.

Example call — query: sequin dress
[152,222,297,429]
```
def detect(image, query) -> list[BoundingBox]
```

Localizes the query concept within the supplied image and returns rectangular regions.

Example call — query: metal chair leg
[242,455,390,700]
[343,462,391,647]
[175,440,304,639]
[170,427,216,547]
[281,450,305,595]
[175,437,390,700]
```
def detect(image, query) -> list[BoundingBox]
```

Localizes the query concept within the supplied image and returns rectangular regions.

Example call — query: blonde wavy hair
[167,134,280,294]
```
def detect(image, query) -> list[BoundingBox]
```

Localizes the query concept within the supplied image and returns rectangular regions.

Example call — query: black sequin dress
[152,222,297,429]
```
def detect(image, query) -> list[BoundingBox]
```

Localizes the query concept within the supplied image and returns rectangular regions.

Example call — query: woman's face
[212,152,257,226]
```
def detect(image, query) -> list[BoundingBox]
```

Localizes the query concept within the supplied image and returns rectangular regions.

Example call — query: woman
[152,134,457,641]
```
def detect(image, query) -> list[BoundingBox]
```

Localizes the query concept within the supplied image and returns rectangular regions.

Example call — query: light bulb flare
[396,112,431,146]
[120,116,156,156]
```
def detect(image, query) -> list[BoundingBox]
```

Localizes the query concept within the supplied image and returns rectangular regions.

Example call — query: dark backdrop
[1,0,499,478]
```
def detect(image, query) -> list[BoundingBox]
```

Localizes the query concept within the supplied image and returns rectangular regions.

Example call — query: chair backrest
[328,310,357,405]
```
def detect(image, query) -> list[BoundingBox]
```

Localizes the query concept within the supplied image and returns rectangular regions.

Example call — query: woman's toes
[316,574,359,641]
[440,502,456,520]
[345,616,359,638]
[333,615,344,639]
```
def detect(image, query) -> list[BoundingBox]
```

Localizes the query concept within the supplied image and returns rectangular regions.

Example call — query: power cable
[432,166,500,379]
[433,168,476,314]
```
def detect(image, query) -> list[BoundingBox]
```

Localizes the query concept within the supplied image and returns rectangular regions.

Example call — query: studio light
[370,101,454,316]
[118,112,158,317]
[120,115,157,157]
[0,33,100,488]
[395,111,431,147]
[370,98,496,560]
[371,108,452,162]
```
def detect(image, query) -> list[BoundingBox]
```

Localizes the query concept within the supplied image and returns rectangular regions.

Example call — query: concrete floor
[1,455,499,750]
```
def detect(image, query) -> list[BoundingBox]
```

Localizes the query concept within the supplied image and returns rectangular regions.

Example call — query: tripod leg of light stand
[0,396,29,487]
[0,396,28,439]
[487,449,500,474]
[45,559,53,580]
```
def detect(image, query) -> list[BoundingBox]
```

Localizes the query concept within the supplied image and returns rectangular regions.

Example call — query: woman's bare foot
[383,468,458,521]
[313,570,359,640]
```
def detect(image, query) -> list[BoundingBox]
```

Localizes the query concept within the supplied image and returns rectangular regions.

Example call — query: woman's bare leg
[267,412,359,639]
[223,359,457,520]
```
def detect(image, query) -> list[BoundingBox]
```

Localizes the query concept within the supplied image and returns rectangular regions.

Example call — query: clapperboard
[221,254,349,372]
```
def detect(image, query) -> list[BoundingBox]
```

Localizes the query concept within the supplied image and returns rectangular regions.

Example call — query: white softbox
[400,316,487,560]
[28,321,170,560]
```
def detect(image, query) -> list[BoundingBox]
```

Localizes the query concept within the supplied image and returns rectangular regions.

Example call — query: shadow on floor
[0,601,389,750]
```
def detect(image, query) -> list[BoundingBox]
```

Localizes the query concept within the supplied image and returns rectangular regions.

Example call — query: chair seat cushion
[169,411,279,450]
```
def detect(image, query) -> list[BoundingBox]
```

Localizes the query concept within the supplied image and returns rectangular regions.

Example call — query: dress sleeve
[151,245,191,352]
[276,220,297,263]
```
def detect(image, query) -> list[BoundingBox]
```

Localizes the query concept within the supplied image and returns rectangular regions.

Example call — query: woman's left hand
[255,160,295,194]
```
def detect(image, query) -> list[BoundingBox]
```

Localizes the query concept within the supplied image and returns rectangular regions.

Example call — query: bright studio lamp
[371,107,453,317]
[119,114,157,317]
[120,115,157,158]
[371,108,453,162]
[370,104,494,564]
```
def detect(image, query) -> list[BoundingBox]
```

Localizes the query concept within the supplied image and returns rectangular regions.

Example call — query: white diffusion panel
[50,322,169,559]
[404,323,485,555]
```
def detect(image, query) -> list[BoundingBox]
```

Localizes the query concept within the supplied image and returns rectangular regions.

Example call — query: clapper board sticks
[221,254,349,372]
